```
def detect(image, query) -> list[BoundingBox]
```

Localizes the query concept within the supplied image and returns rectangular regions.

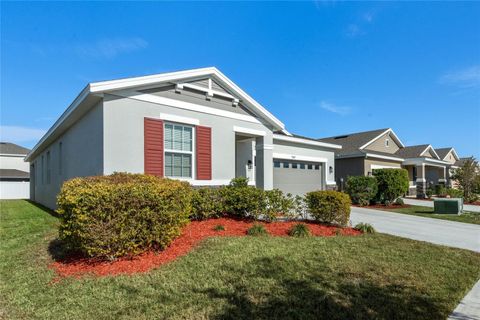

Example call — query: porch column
[255,135,273,190]
[416,164,426,198]
[438,166,447,185]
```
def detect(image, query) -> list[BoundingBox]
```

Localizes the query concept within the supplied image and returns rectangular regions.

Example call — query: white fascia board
[90,67,285,131]
[0,153,28,157]
[273,152,328,163]
[25,85,91,161]
[370,164,401,169]
[447,148,460,161]
[233,126,266,136]
[359,128,405,150]
[402,157,448,167]
[365,153,404,162]
[273,134,342,149]
[159,113,200,126]
[116,90,262,125]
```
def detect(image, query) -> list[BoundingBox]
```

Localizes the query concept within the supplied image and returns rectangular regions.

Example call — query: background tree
[452,157,480,203]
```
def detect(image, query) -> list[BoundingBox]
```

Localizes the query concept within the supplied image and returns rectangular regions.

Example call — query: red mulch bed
[50,218,361,279]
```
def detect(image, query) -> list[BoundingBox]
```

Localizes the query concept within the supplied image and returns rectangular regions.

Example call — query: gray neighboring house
[319,128,451,198]
[0,142,30,199]
[26,67,341,209]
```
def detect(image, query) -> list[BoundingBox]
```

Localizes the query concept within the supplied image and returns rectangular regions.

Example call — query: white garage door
[273,159,324,196]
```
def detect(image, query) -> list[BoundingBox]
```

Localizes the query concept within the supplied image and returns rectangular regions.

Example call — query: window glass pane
[300,163,305,169]
[173,154,182,176]
[292,163,298,169]
[283,162,289,168]
[173,125,183,151]
[165,124,173,150]
[183,127,192,151]
[314,164,320,170]
[182,154,192,177]
[273,161,280,168]
[308,164,313,170]
[165,153,173,176]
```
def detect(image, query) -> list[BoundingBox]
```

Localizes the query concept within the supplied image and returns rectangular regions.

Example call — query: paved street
[402,197,480,213]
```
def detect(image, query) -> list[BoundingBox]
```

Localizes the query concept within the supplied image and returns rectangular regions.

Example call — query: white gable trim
[365,153,404,162]
[159,113,200,126]
[359,128,405,150]
[420,145,440,159]
[443,148,460,161]
[233,126,266,136]
[90,67,285,131]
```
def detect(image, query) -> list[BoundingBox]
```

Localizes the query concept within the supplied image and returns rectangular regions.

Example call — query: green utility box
[433,198,463,215]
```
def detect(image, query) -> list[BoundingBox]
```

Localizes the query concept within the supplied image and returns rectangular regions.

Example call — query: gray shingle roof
[435,147,453,160]
[317,128,390,156]
[0,142,30,155]
[394,144,430,158]
[0,169,30,179]
[455,157,473,167]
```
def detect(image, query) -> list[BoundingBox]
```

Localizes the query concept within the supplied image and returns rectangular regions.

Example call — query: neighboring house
[25,67,341,209]
[0,142,30,199]
[319,128,451,198]
[435,147,460,188]
[318,128,405,190]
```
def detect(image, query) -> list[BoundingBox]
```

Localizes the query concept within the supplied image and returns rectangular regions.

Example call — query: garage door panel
[273,160,324,196]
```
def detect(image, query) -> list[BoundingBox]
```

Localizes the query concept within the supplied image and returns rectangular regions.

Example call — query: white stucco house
[25,67,341,209]
[0,142,30,199]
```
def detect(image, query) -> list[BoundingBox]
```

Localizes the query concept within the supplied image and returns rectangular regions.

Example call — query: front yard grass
[1,200,480,319]
[382,205,480,225]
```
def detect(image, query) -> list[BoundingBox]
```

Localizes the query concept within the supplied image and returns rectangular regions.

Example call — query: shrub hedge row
[57,174,352,259]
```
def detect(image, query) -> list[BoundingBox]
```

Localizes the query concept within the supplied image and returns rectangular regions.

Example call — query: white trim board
[273,134,342,150]
[272,153,328,163]
[233,126,266,137]
[159,113,200,126]
[420,145,440,159]
[370,164,401,169]
[365,153,404,162]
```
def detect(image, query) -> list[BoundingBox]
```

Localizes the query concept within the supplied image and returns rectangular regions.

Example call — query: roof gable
[0,142,30,155]
[395,144,440,159]
[435,147,460,161]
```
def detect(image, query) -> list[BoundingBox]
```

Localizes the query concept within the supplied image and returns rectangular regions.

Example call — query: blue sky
[1,1,479,158]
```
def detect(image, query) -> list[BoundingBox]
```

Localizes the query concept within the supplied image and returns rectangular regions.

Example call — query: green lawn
[1,200,480,320]
[382,205,480,225]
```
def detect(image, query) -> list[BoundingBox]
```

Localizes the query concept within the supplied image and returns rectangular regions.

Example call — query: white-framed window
[164,123,194,178]
[385,139,390,147]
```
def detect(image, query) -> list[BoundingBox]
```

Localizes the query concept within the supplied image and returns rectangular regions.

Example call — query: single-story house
[25,67,341,209]
[0,142,30,199]
[318,128,451,198]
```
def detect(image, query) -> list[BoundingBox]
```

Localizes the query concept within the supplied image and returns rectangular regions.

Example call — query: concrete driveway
[402,197,480,213]
[350,207,480,320]
[350,206,480,252]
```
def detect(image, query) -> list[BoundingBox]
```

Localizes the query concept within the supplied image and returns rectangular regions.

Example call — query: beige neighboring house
[319,128,452,198]
[318,128,405,189]
[0,142,30,199]
[434,147,460,188]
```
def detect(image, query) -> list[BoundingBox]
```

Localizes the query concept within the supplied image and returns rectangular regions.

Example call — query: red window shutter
[196,126,212,180]
[144,118,164,177]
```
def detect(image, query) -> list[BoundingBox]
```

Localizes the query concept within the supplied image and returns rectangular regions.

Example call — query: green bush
[345,176,378,206]
[354,223,376,234]
[305,190,351,226]
[56,173,192,260]
[395,198,404,205]
[446,188,463,198]
[426,185,434,199]
[247,223,268,236]
[434,184,447,197]
[190,188,224,220]
[263,189,297,221]
[220,178,265,219]
[373,169,409,204]
[288,223,311,237]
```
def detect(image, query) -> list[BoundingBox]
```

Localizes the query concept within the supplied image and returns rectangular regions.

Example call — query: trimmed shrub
[395,198,404,205]
[247,223,268,236]
[220,178,265,219]
[190,188,224,220]
[56,173,192,260]
[305,190,351,226]
[446,188,463,198]
[434,184,447,197]
[288,223,311,237]
[354,223,376,234]
[263,189,296,222]
[373,169,409,204]
[345,176,378,206]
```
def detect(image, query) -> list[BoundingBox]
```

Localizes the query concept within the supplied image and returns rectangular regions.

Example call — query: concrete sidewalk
[350,207,480,320]
[402,197,480,213]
